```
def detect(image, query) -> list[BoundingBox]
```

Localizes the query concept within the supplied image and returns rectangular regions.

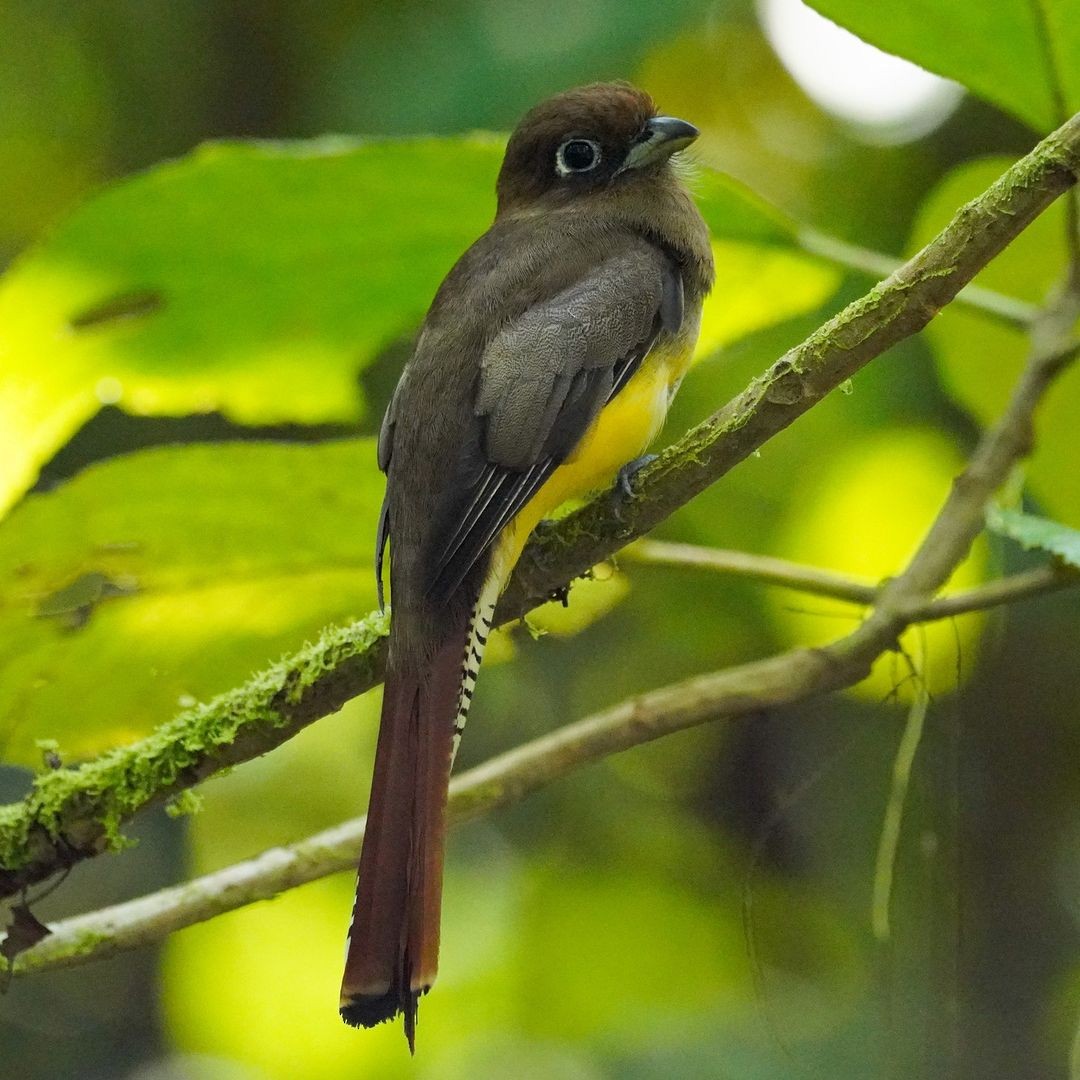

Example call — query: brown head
[495,82,700,215]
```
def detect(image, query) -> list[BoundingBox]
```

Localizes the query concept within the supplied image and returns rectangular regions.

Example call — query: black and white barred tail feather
[451,572,501,765]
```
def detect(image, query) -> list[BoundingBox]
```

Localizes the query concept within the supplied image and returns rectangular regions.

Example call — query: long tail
[339,581,498,1050]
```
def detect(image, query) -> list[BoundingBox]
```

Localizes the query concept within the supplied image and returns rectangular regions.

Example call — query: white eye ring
[555,139,602,176]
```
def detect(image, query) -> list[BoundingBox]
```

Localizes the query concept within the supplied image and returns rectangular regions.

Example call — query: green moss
[0,609,390,883]
[164,789,204,819]
[12,927,114,975]
[450,778,507,818]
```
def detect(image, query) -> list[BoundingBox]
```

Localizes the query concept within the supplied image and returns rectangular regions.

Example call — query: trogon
[340,82,715,1048]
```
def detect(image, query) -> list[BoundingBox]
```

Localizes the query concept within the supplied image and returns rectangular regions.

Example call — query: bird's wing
[375,360,408,611]
[424,243,684,601]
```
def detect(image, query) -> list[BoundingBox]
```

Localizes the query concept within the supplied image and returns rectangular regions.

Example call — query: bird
[339,81,715,1050]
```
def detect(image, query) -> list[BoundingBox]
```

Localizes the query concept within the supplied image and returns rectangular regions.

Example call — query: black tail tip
[340,989,421,1053]
[339,990,398,1029]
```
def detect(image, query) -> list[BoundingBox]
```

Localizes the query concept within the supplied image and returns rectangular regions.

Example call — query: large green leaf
[910,158,1080,526]
[0,137,834,520]
[807,0,1080,132]
[0,440,384,765]
[0,137,502,519]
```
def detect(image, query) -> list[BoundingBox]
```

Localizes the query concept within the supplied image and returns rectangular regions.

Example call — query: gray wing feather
[475,248,664,470]
[424,246,677,600]
[377,376,403,473]
[375,378,403,606]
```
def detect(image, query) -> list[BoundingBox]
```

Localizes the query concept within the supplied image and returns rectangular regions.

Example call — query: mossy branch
[1,109,1079,901]
[10,278,1080,976]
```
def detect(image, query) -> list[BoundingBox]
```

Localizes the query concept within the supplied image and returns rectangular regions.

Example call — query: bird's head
[495,83,699,215]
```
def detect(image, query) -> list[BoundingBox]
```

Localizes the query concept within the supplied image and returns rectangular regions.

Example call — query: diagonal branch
[2,109,1079,902]
[10,287,1079,976]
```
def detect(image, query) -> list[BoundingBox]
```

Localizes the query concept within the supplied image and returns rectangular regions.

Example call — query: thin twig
[872,637,930,943]
[626,540,1077,618]
[626,540,880,603]
[796,227,1039,329]
[923,565,1076,619]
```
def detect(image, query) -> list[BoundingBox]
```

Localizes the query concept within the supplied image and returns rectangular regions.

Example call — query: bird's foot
[613,454,657,520]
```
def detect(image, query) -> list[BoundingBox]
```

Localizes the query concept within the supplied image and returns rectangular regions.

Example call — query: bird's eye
[556,139,601,175]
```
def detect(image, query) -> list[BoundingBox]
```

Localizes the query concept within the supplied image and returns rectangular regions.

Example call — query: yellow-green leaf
[0,440,382,763]
[807,1,1080,132]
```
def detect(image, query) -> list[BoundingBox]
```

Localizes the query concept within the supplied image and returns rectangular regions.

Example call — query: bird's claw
[613,454,657,519]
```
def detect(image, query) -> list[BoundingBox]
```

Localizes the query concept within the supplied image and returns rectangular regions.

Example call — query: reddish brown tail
[339,628,465,1051]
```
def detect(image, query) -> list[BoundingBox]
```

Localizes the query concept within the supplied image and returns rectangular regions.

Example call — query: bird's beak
[619,115,700,173]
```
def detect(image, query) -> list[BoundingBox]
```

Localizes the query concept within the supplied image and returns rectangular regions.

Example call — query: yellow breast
[491,336,693,579]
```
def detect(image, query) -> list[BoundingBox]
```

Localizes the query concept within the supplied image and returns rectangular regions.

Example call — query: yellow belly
[490,339,690,580]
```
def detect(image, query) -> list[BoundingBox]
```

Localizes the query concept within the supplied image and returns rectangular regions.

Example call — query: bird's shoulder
[427,213,661,332]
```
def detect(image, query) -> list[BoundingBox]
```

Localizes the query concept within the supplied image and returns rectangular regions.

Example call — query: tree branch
[2,110,1079,902]
[625,540,1078,618]
[9,291,1078,976]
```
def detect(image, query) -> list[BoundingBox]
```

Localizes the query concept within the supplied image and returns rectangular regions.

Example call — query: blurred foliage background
[1,1,1079,1078]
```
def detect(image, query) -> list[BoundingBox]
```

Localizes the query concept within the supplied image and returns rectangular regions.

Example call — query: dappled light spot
[695,240,841,360]
[759,0,963,144]
[767,427,990,700]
